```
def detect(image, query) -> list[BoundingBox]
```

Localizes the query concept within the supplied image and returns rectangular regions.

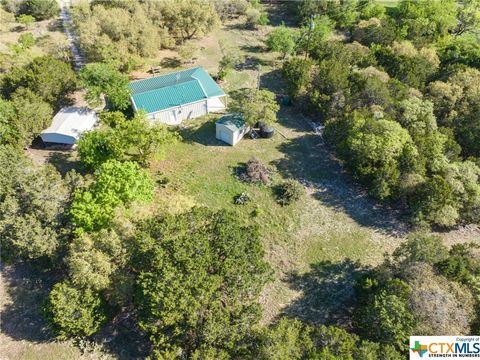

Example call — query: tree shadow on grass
[47,19,64,32]
[263,1,299,27]
[47,151,85,176]
[235,55,272,71]
[240,44,265,54]
[271,133,409,236]
[160,57,182,69]
[0,263,57,343]
[0,263,149,360]
[93,312,150,360]
[259,68,286,95]
[224,22,248,31]
[176,119,230,147]
[283,259,367,327]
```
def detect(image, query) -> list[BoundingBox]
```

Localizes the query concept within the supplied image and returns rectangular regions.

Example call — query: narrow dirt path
[58,0,84,72]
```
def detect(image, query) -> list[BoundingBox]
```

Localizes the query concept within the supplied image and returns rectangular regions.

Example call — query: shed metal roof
[216,113,245,132]
[129,67,225,114]
[41,107,97,140]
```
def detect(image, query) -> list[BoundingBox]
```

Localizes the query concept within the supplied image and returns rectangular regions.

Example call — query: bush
[16,14,34,28]
[245,8,268,29]
[275,179,304,206]
[251,206,264,217]
[44,281,107,339]
[23,0,60,21]
[70,160,155,232]
[18,32,35,49]
[234,192,251,205]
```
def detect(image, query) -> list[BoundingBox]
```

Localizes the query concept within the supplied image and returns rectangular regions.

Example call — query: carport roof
[41,107,97,139]
[129,67,225,114]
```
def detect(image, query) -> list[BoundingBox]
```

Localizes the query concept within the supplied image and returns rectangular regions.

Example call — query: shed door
[219,130,230,144]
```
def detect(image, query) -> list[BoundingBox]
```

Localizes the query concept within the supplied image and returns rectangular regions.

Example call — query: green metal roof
[216,113,245,131]
[129,67,225,114]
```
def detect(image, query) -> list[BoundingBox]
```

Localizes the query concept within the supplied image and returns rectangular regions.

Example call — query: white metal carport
[40,107,97,145]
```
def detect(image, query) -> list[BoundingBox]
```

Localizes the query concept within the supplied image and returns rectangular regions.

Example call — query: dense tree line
[0,145,78,263]
[68,0,269,71]
[2,0,60,21]
[70,0,216,71]
[280,0,480,228]
[354,234,479,345]
[0,56,77,148]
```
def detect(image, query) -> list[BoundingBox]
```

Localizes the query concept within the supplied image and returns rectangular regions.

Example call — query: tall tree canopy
[79,63,131,110]
[1,56,77,109]
[132,208,272,358]
[22,0,60,20]
[228,89,279,126]
[70,160,154,233]
[397,0,457,44]
[265,24,297,59]
[77,111,178,170]
[0,146,74,261]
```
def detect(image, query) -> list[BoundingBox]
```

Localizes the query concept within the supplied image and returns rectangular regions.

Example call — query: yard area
[0,16,69,71]
[151,108,405,324]
[151,105,480,325]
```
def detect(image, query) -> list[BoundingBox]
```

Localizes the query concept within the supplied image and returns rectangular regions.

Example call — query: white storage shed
[216,114,249,146]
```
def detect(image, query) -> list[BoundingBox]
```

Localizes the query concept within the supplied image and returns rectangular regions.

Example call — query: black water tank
[261,125,274,138]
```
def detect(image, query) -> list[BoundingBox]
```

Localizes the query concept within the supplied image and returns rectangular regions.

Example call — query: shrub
[70,160,155,232]
[16,14,34,28]
[246,8,268,29]
[266,24,297,59]
[23,0,60,21]
[252,206,264,217]
[18,32,35,49]
[44,281,107,339]
[275,179,304,206]
[234,192,251,205]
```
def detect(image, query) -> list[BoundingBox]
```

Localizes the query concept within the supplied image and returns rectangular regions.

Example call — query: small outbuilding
[40,107,97,145]
[129,67,226,125]
[216,114,249,146]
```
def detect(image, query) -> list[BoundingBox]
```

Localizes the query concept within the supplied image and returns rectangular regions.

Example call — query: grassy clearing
[0,17,68,71]
[375,0,400,8]
[152,109,401,323]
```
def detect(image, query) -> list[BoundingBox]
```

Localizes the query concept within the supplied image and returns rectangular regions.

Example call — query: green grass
[376,0,400,8]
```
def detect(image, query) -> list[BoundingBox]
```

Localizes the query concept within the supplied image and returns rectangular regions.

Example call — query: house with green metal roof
[129,67,226,125]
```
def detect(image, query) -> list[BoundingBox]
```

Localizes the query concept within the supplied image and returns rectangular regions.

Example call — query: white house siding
[148,100,208,125]
[216,124,231,144]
